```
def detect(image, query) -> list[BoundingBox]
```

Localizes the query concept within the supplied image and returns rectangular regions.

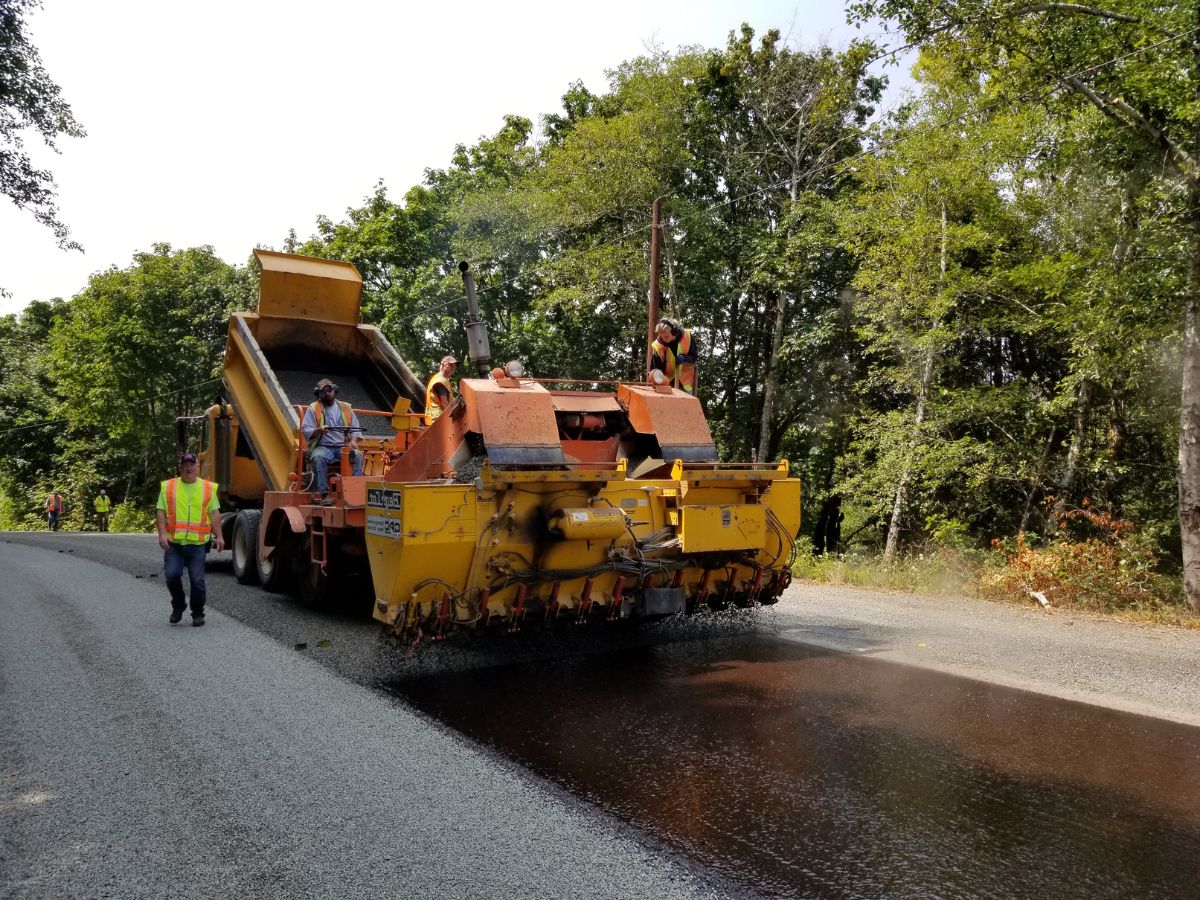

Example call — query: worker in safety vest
[649,318,697,394]
[424,355,458,425]
[93,490,112,532]
[300,378,364,505]
[155,452,224,626]
[44,491,65,531]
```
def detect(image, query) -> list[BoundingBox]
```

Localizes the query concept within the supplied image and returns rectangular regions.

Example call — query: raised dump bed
[221,250,425,492]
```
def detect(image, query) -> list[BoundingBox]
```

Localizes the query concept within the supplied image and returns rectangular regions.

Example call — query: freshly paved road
[0,533,719,899]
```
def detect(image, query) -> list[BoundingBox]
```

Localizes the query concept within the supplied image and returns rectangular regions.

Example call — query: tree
[847,0,1200,608]
[46,245,251,506]
[0,0,84,257]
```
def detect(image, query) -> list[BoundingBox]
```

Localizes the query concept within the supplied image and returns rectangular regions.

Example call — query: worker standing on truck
[93,490,112,532]
[44,491,64,531]
[301,378,364,505]
[424,356,458,425]
[649,319,697,394]
[156,452,224,627]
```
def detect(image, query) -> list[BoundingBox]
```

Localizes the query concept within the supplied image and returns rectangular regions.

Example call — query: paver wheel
[257,537,291,594]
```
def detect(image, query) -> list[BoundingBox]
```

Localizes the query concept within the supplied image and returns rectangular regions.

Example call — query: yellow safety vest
[162,478,217,544]
[310,400,353,436]
[94,495,111,513]
[650,329,696,394]
[424,372,453,425]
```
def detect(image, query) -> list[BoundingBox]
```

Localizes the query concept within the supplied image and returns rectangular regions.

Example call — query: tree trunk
[1181,175,1200,614]
[884,197,947,561]
[1104,381,1127,515]
[883,339,936,560]
[1019,424,1057,534]
[1052,377,1092,521]
[757,122,808,464]
[757,293,787,462]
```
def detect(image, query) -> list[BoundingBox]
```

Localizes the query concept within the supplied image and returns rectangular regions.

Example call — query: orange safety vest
[424,372,453,425]
[163,478,216,543]
[650,329,696,394]
[45,495,64,514]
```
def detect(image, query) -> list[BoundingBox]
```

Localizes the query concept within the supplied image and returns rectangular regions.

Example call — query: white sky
[1,0,905,315]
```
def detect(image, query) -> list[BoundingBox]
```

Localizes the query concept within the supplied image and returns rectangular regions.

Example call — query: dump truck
[191,249,801,642]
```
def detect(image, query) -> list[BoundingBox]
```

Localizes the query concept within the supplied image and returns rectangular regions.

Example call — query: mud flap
[642,587,685,617]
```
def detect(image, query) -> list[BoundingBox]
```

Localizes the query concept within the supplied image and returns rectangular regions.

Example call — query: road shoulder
[773,582,1200,726]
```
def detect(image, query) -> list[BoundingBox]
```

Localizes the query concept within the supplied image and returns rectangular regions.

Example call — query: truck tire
[231,510,262,585]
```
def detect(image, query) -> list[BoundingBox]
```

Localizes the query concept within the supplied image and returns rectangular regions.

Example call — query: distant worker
[649,318,697,394]
[44,491,65,531]
[301,378,363,505]
[156,452,224,627]
[424,355,458,425]
[93,490,112,532]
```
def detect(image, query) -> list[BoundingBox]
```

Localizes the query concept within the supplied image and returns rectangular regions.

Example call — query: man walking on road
[93,490,112,532]
[155,453,224,626]
[44,491,64,531]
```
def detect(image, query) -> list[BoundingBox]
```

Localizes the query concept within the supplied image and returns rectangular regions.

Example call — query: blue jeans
[309,445,363,494]
[164,542,208,617]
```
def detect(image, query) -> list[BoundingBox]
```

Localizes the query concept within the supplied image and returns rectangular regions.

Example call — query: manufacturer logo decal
[367,515,402,538]
[367,488,402,510]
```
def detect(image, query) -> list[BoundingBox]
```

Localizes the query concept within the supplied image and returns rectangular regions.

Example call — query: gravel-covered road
[772,583,1200,726]
[0,533,722,899]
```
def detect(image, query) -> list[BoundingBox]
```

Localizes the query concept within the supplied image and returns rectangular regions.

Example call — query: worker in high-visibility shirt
[44,491,65,531]
[649,319,697,394]
[93,490,112,532]
[155,452,224,627]
[300,378,364,505]
[424,355,458,425]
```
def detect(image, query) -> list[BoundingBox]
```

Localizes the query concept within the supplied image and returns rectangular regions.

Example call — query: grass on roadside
[791,507,1199,628]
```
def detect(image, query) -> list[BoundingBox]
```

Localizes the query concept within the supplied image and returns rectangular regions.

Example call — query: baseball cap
[441,356,458,366]
[179,452,198,464]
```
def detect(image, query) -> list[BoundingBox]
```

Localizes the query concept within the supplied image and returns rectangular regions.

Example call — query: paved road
[0,533,720,899]
[6,531,1199,899]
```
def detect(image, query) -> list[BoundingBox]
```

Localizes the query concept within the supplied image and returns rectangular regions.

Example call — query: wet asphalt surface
[4,531,1200,898]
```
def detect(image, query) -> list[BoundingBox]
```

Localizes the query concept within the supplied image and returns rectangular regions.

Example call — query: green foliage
[109,501,154,534]
[0,0,85,257]
[0,245,250,521]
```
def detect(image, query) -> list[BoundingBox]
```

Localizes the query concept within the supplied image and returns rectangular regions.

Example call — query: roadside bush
[110,502,155,534]
[979,504,1184,615]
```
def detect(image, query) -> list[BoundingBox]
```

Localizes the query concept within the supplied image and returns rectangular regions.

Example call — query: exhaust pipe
[459,262,492,377]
